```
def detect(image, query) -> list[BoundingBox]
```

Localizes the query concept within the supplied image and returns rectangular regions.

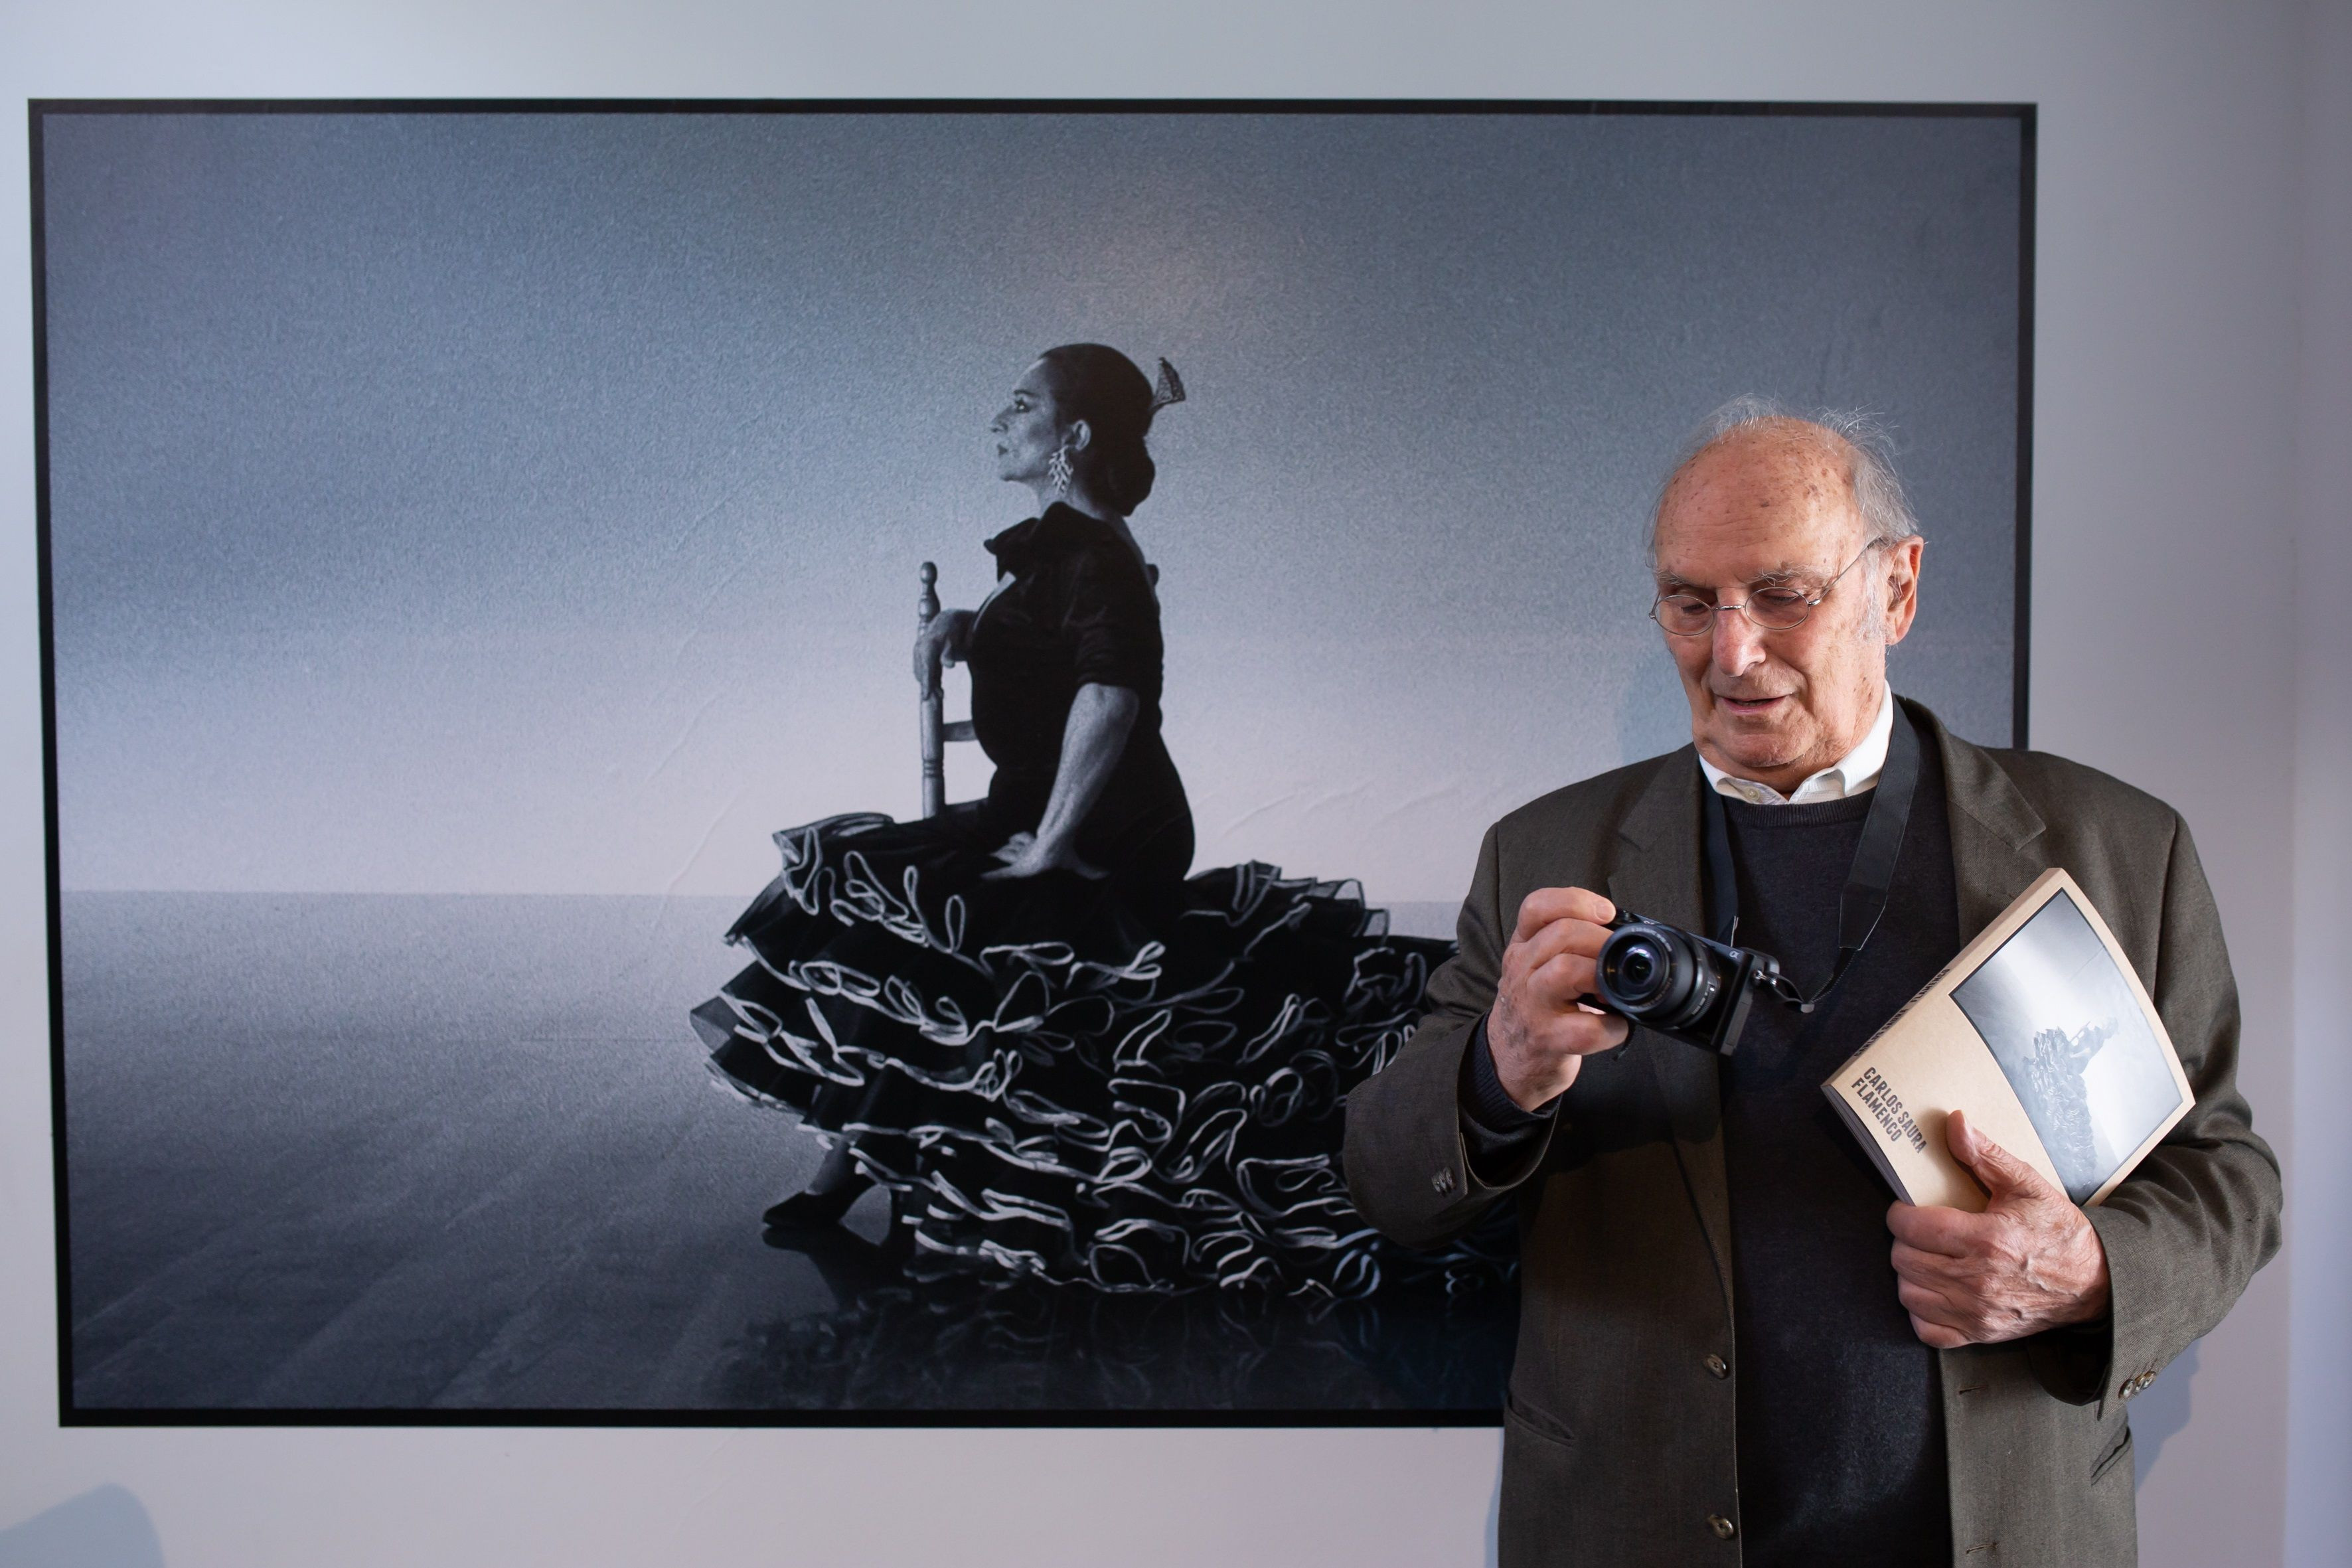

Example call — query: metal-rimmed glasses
[1649,541,1881,637]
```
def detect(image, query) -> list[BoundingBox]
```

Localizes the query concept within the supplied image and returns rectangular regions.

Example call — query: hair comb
[1150,358,1187,412]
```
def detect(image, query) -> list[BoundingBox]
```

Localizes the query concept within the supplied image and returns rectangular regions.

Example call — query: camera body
[1594,911,1786,1056]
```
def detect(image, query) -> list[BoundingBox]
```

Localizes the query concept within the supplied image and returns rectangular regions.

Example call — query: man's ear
[1882,537,1924,646]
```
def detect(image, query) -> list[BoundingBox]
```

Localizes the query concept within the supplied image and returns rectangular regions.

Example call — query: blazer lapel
[1608,751,1736,1311]
[1915,700,2050,936]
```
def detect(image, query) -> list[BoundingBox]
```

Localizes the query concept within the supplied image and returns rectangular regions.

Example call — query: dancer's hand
[982,831,1107,881]
[913,609,973,694]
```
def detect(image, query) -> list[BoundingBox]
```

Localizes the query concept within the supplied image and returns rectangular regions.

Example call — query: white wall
[2288,3,2352,1567]
[1,3,2340,1565]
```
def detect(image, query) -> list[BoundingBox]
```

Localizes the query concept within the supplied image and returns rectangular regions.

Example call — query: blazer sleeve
[2047,813,2283,1410]
[1344,822,1563,1248]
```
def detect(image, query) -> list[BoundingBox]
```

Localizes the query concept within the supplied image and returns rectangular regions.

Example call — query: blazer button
[1431,1169,1455,1195]
[1707,1514,1737,1540]
[1704,1354,1730,1379]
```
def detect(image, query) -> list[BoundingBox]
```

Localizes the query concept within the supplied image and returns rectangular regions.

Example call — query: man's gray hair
[1649,396,1924,565]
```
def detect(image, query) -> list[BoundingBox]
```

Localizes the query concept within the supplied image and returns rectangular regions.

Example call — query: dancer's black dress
[692,504,1504,1300]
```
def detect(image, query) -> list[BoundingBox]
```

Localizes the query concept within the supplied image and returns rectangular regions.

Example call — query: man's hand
[1487,886,1631,1112]
[1886,1109,2112,1348]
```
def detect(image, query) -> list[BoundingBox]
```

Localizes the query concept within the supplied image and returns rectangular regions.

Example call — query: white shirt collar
[1698,688,1895,807]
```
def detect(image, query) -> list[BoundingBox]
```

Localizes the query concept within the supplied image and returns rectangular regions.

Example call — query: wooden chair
[916,562,975,819]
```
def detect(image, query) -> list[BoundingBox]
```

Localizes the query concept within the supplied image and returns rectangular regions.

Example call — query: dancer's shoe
[761,1182,864,1232]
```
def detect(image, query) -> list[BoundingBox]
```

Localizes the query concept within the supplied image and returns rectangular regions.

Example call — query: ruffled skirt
[689,810,1510,1302]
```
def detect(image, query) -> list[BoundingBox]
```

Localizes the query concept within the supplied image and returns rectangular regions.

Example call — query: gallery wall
[1,2,2343,1566]
[2286,5,2352,1568]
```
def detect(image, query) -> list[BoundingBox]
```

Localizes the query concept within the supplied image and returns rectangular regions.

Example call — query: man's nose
[1712,609,1767,675]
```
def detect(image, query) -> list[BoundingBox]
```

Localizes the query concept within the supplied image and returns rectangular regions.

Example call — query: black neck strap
[1702,699,1922,1014]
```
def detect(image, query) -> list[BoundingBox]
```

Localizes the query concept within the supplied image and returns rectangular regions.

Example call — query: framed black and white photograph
[35,100,2032,1421]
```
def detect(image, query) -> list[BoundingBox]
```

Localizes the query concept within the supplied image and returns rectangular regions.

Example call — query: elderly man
[1343,401,2280,1567]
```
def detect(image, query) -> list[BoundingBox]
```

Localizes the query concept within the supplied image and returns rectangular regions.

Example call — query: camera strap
[1702,698,1923,1014]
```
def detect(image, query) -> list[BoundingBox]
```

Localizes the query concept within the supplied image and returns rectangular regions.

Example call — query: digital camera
[1595,911,1788,1056]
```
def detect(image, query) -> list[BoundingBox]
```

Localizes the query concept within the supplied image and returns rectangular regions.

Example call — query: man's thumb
[1948,1109,2049,1204]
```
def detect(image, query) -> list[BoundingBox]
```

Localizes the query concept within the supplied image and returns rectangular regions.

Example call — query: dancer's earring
[1047,445,1073,499]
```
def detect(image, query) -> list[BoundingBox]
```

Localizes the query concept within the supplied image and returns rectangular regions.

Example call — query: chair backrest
[916,562,976,818]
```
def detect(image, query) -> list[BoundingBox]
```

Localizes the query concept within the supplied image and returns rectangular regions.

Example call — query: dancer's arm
[984,682,1138,880]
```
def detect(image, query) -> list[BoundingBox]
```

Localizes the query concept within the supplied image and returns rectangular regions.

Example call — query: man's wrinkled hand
[1486,886,1630,1113]
[1886,1109,2112,1348]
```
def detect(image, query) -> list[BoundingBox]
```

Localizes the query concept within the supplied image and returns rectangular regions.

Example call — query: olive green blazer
[1342,700,2281,1568]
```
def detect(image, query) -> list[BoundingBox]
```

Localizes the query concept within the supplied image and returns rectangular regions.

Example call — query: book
[1822,867,2195,1212]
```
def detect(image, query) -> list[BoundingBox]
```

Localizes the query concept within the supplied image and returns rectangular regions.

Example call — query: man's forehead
[1654,439,1861,582]
[1654,504,1861,584]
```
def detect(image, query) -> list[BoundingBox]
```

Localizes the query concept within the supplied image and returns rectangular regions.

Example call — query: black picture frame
[32,98,2035,1427]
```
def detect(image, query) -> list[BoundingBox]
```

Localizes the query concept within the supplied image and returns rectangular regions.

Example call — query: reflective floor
[58,892,1512,1415]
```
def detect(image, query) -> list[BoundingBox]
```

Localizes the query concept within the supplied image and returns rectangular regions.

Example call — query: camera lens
[1593,913,1766,1053]
[1613,942,1664,1002]
[1599,921,1719,1028]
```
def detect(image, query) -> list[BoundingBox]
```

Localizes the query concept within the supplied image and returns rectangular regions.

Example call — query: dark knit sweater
[1715,760,1956,1566]
[1462,751,1958,1565]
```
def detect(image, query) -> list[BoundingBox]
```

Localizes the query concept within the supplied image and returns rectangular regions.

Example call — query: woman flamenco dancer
[691,344,1504,1301]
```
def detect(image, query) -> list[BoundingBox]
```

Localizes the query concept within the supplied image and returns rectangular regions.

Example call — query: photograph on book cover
[1950,889,2185,1204]
[36,102,2028,1420]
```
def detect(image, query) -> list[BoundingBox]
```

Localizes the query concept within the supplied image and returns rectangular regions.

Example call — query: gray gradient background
[40,110,2021,902]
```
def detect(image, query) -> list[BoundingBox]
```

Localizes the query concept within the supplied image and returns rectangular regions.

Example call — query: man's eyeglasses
[1650,542,1881,637]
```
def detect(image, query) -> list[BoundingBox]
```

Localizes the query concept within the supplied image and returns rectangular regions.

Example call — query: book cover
[1822,867,2195,1212]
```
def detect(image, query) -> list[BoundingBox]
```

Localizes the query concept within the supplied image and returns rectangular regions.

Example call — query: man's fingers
[1896,1277,1960,1321]
[1514,947,1625,1048]
[1908,1312,1971,1350]
[1492,887,1629,1069]
[1897,1281,1982,1346]
[1885,1200,1981,1258]
[1512,886,1617,944]
[1900,1278,2011,1348]
[1888,1239,1970,1286]
[1511,914,1612,978]
[1526,949,1601,1006]
[1946,1109,2055,1205]
[1519,1004,1628,1056]
[1493,990,1628,1063]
